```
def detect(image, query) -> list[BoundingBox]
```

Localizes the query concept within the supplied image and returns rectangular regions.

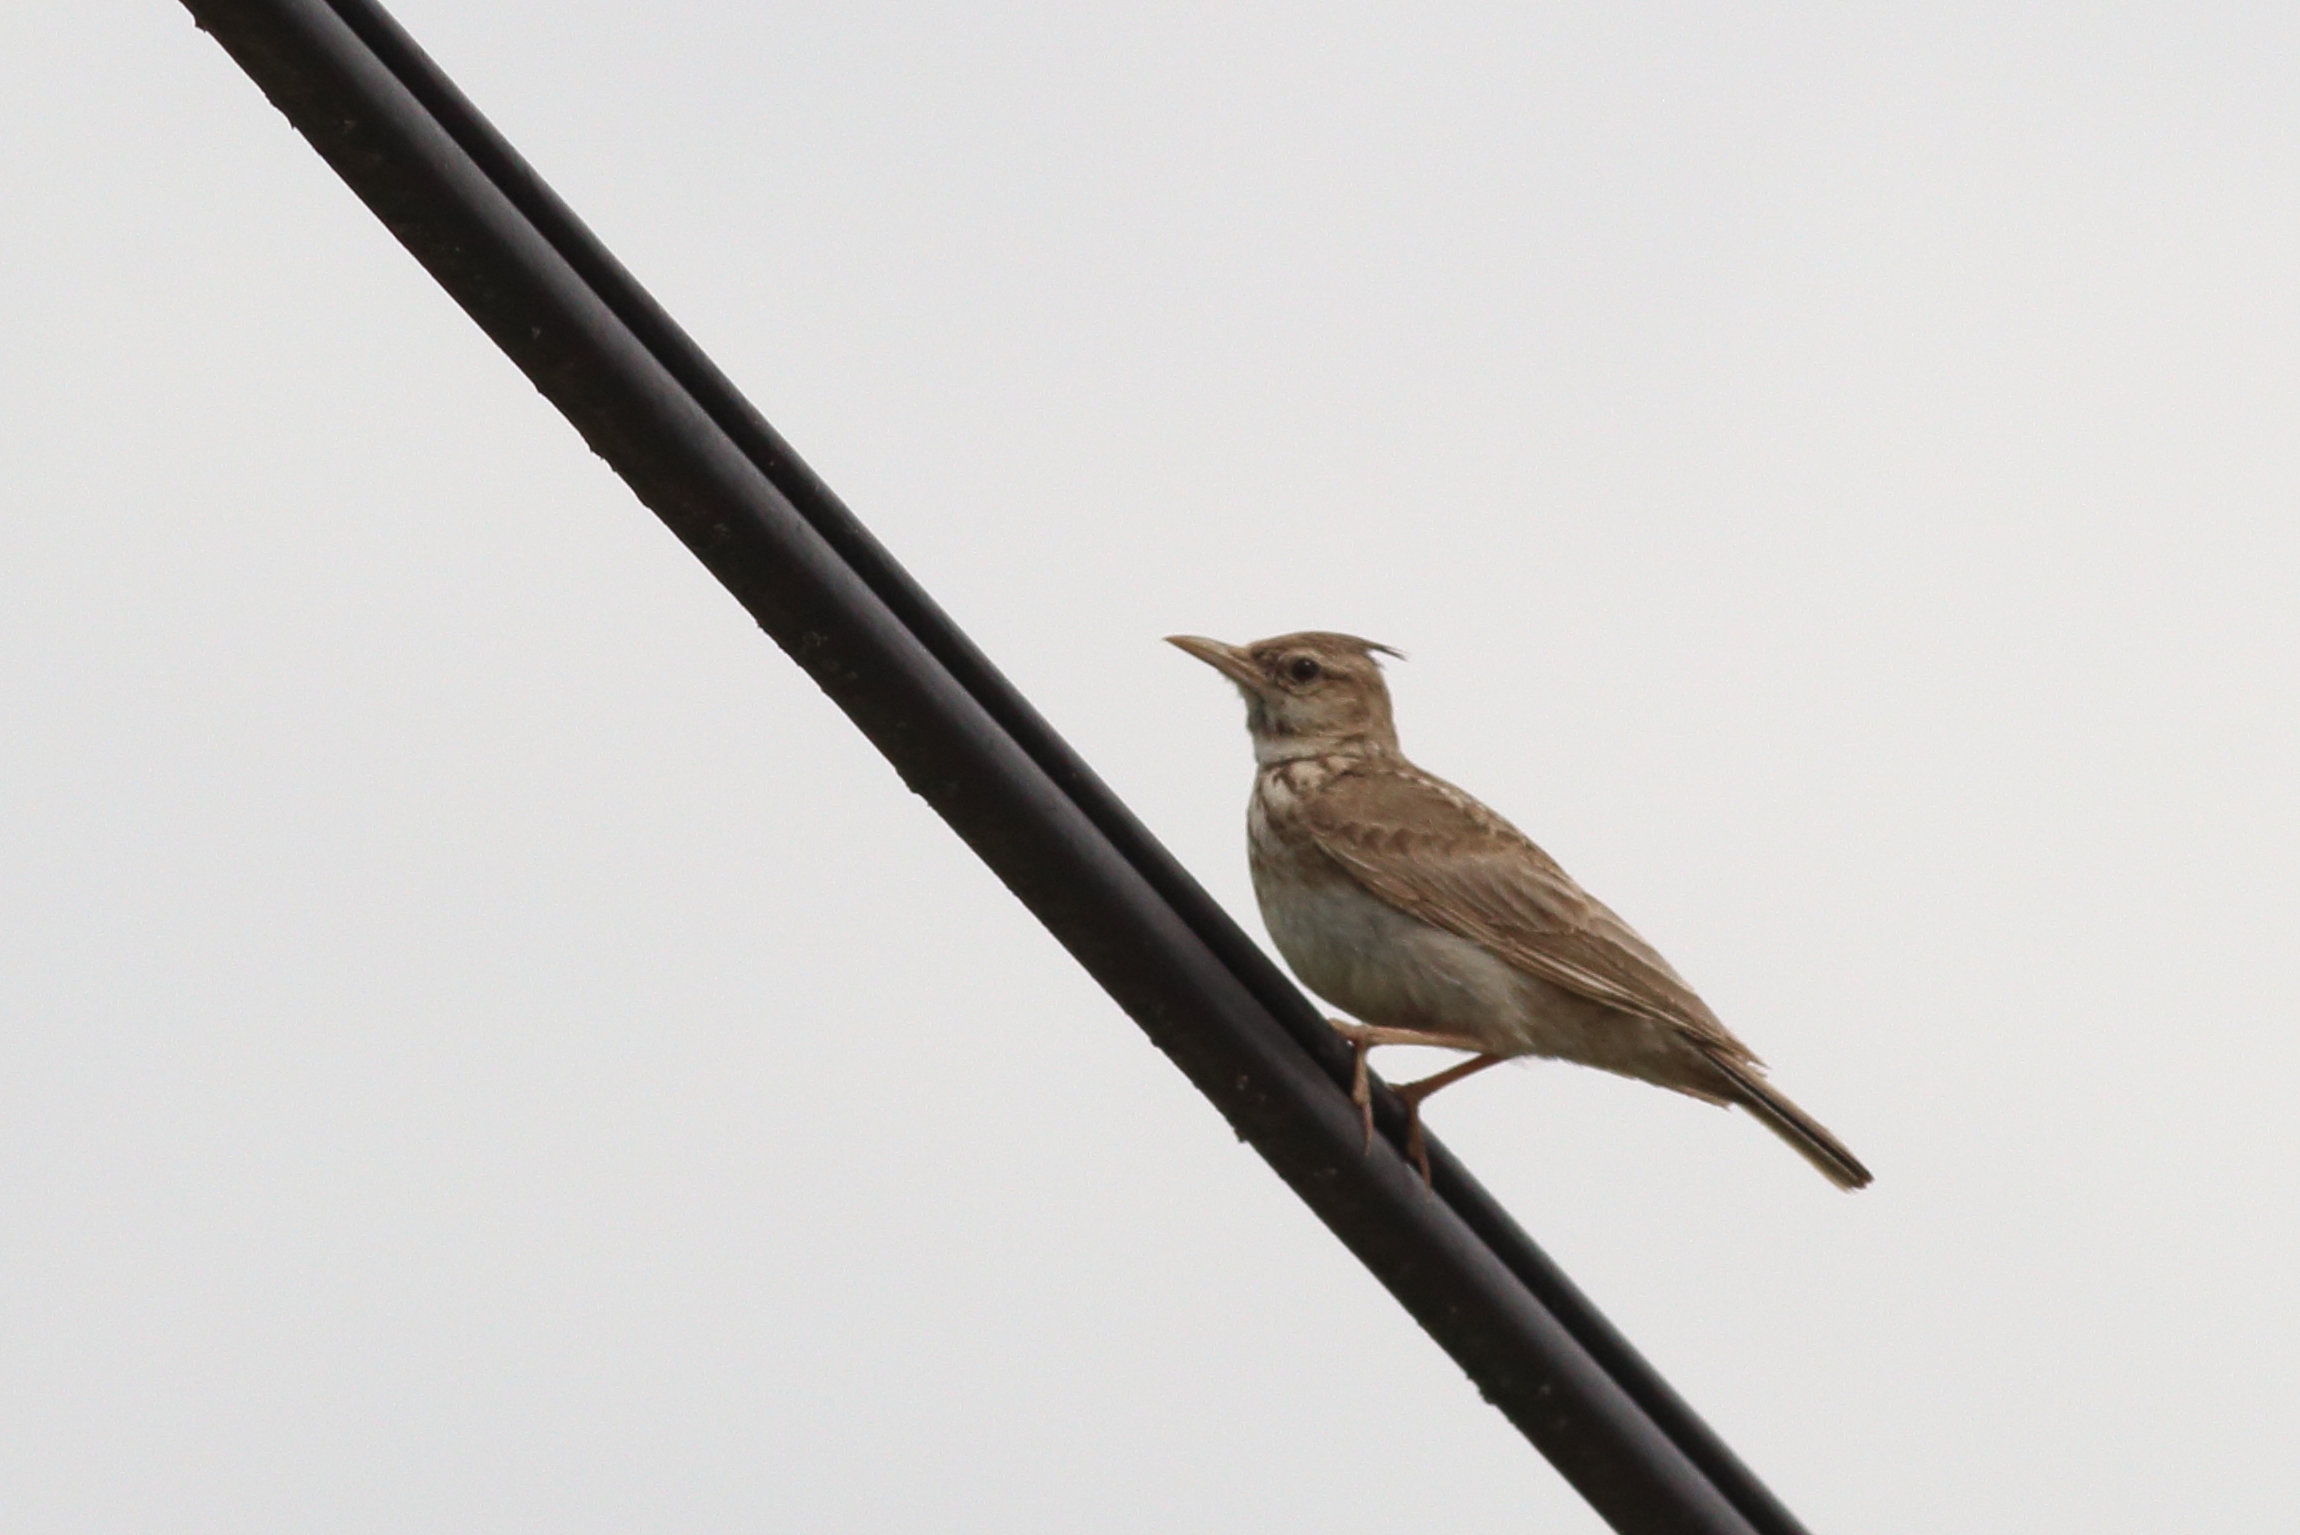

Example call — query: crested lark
[1169,631,1871,1191]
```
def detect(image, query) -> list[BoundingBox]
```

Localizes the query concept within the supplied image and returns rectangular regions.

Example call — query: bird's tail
[1709,1055,1873,1191]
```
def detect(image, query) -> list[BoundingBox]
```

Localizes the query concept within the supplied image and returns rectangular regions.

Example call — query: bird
[1167,630,1871,1191]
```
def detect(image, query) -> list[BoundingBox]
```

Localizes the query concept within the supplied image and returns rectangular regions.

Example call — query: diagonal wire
[171,2,1826,1531]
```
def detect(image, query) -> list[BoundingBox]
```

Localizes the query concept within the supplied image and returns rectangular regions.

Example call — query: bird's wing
[1297,762,1755,1062]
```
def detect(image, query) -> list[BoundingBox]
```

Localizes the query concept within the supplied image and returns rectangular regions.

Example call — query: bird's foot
[1325,1021,1500,1175]
[1394,1054,1509,1192]
[1400,1098,1434,1189]
[1394,1076,1450,1189]
[1325,1018,1377,1151]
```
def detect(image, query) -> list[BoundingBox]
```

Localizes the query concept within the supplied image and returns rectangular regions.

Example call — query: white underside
[1256,872,1700,1088]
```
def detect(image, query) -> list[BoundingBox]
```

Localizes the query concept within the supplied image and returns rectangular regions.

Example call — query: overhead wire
[175,3,1825,1529]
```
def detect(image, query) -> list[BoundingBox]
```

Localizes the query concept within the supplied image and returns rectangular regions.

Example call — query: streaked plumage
[1169,630,1870,1190]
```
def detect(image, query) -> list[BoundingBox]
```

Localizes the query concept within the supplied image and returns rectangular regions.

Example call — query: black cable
[174,3,1824,1530]
[288,19,1814,1532]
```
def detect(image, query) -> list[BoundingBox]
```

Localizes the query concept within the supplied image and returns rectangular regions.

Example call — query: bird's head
[1166,631,1404,761]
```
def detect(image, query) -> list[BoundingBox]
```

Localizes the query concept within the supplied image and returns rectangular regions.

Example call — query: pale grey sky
[5,4,2298,1531]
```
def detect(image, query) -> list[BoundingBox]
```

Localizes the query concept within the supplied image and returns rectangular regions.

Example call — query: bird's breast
[1254,867,1531,1047]
[1248,773,1527,1047]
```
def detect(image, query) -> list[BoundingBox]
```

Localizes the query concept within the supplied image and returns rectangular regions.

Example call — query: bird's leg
[1343,1024,1374,1149]
[1324,1020,1493,1152]
[1396,1054,1507,1187]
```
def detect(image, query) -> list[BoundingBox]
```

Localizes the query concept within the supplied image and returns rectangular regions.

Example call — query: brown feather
[1706,1053,1875,1190]
[1297,760,1759,1065]
[1168,628,1871,1190]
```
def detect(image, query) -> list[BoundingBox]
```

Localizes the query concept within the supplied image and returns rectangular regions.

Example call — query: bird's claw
[1329,1018,1446,1188]
[1403,1108,1433,1190]
[1329,1019,1377,1153]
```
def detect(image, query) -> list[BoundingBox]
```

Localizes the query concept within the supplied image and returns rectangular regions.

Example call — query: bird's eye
[1287,656,1322,684]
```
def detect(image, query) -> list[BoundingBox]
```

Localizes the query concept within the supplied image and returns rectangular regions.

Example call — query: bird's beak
[1165,634,1264,692]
